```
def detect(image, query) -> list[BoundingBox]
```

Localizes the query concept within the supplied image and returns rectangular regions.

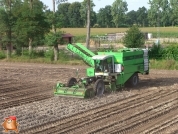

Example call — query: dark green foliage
[137,7,148,27]
[123,25,145,48]
[162,44,178,60]
[58,49,70,60]
[80,0,95,27]
[45,31,64,47]
[96,5,114,28]
[125,10,137,26]
[30,50,45,58]
[0,51,5,59]
[56,3,71,28]
[15,46,22,56]
[44,48,54,61]
[68,2,83,27]
[13,0,50,53]
[149,43,178,61]
[149,43,163,59]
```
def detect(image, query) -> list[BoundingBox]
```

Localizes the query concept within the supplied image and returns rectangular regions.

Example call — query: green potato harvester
[54,43,149,98]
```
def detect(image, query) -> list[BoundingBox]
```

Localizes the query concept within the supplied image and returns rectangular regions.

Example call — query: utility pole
[86,0,90,49]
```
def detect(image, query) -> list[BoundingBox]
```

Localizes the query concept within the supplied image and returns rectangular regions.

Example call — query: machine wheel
[129,73,139,87]
[85,88,95,98]
[93,79,105,97]
[66,77,77,87]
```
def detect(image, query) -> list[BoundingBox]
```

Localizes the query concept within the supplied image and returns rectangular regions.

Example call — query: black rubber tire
[66,77,77,87]
[129,73,139,87]
[85,88,95,98]
[93,79,105,97]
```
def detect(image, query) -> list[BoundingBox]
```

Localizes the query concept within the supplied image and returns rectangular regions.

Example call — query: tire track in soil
[20,88,177,134]
[0,83,49,99]
[107,103,178,134]
[1,63,178,133]
[0,82,53,110]
[0,93,52,110]
[0,84,38,96]
[45,89,178,134]
[141,115,178,134]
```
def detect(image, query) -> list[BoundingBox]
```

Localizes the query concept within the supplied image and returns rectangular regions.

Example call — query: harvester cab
[54,43,149,98]
[93,55,115,76]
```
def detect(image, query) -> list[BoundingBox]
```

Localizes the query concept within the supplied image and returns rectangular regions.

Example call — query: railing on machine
[67,43,95,67]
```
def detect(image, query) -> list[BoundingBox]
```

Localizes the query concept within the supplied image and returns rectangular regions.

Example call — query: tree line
[0,0,178,60]
[55,0,178,28]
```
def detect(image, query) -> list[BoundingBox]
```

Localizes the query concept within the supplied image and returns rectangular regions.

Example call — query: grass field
[61,27,178,36]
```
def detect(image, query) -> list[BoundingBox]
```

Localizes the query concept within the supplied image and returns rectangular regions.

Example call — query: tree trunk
[52,0,56,33]
[86,0,90,49]
[0,43,2,50]
[52,0,58,61]
[172,21,174,27]
[29,38,32,54]
[6,43,11,59]
[54,45,58,61]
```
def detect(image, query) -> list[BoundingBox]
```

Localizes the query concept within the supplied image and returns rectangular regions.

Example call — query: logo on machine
[2,116,19,133]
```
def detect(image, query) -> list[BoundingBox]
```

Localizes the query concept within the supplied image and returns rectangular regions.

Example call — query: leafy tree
[68,2,83,27]
[96,8,106,27]
[0,0,16,59]
[111,0,128,28]
[170,0,178,26]
[123,25,145,48]
[136,7,148,27]
[56,3,71,28]
[52,0,67,61]
[160,0,169,27]
[148,0,170,27]
[97,5,113,28]
[103,5,113,28]
[44,9,53,29]
[148,0,160,27]
[125,10,137,26]
[90,10,96,27]
[45,31,64,57]
[79,0,95,48]
[13,0,50,55]
[80,0,95,27]
[45,31,63,45]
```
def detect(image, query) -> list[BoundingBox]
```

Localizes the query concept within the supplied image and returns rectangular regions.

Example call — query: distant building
[62,33,74,44]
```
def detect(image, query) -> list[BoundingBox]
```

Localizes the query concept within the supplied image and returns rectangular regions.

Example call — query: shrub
[44,48,54,61]
[123,25,145,48]
[0,51,6,59]
[149,43,163,59]
[58,49,70,61]
[162,44,178,60]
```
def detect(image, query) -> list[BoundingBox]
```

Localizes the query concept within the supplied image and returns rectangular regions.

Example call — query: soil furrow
[24,89,177,134]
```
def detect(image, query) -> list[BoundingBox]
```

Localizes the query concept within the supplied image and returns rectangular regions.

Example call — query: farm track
[0,79,53,110]
[0,62,178,133]
[21,87,178,134]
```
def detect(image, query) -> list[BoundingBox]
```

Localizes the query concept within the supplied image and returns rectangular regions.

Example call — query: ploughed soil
[0,62,178,134]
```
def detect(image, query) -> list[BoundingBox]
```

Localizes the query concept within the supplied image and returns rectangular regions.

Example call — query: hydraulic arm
[67,43,95,67]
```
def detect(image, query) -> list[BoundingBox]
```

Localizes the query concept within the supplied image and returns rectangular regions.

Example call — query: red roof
[62,33,74,38]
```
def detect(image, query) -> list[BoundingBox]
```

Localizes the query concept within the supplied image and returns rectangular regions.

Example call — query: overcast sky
[41,0,150,12]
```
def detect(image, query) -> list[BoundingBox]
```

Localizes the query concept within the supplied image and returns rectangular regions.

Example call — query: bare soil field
[0,62,178,134]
